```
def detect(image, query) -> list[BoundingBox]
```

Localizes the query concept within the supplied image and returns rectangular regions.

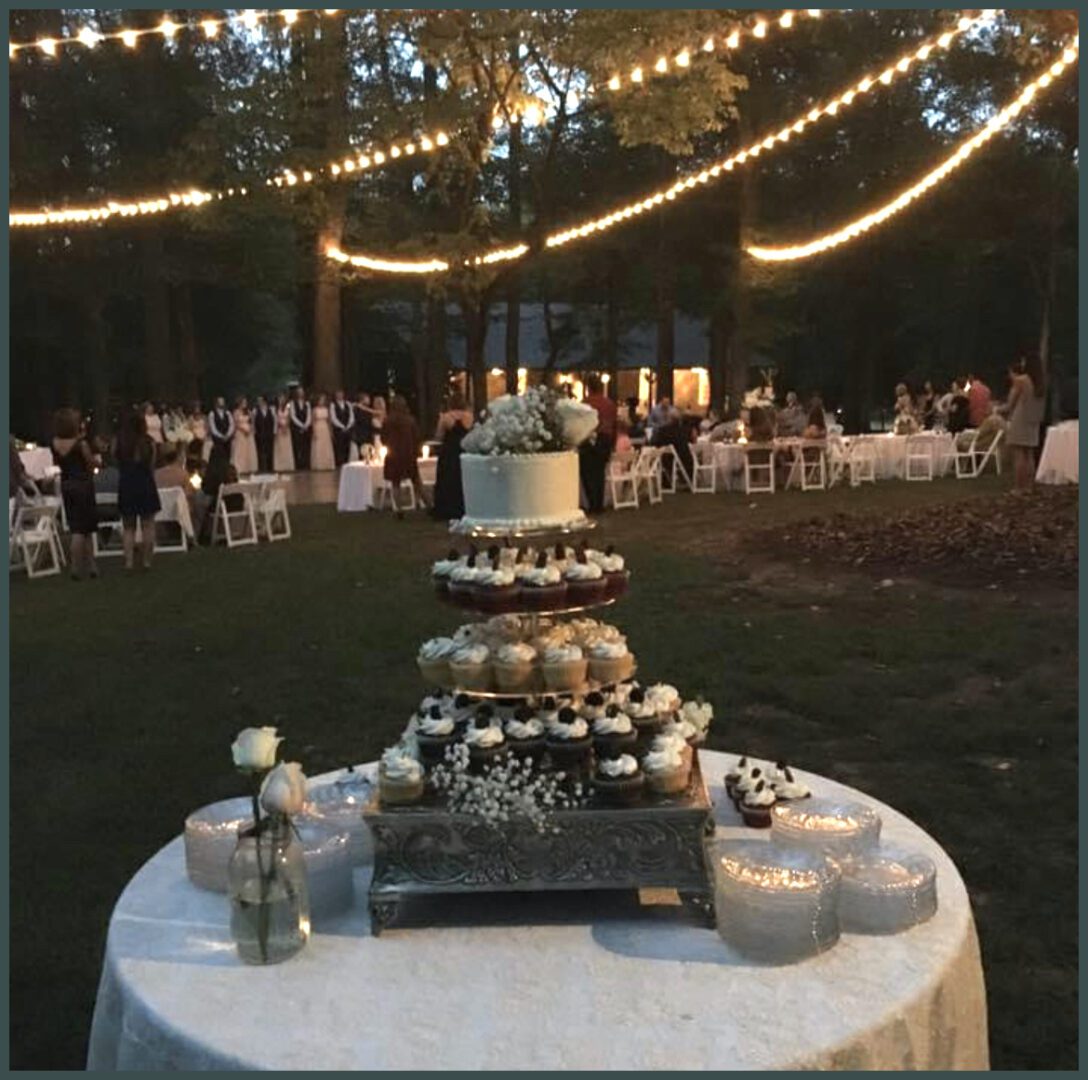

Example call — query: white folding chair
[689,443,718,494]
[607,452,639,510]
[799,441,827,491]
[905,435,935,482]
[634,446,663,505]
[376,479,417,512]
[256,481,292,541]
[955,429,1003,479]
[744,444,775,495]
[847,440,876,486]
[777,439,804,490]
[153,487,191,553]
[826,435,848,488]
[93,493,125,558]
[656,444,693,494]
[10,504,63,579]
[212,483,258,547]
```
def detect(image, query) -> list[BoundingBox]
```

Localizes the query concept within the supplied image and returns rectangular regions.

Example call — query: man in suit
[207,396,235,469]
[353,391,374,456]
[289,386,312,470]
[253,395,276,473]
[330,389,354,468]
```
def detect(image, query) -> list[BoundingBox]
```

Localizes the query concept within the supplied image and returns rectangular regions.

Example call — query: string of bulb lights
[324,12,987,274]
[746,40,1078,262]
[8,8,337,60]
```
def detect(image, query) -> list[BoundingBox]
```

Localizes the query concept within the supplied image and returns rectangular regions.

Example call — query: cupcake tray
[437,593,619,620]
[450,518,597,540]
[361,753,715,935]
[439,666,638,701]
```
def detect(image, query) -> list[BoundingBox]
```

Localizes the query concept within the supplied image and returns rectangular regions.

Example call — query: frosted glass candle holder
[712,840,841,964]
[304,767,375,866]
[185,797,252,892]
[771,797,882,859]
[294,821,354,926]
[838,846,938,934]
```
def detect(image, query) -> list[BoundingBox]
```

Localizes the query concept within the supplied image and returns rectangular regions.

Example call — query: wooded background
[9,9,1078,438]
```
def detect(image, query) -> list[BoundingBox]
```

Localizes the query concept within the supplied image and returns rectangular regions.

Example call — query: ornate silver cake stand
[362,753,715,935]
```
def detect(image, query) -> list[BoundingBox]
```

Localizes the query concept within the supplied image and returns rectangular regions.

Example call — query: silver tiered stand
[363,520,715,935]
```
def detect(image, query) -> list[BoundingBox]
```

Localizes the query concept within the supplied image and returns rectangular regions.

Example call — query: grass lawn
[9,475,1077,1069]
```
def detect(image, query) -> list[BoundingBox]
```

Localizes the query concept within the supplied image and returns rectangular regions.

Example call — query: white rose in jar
[259,762,308,816]
[231,727,282,772]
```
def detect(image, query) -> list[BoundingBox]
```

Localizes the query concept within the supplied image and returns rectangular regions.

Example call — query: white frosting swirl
[771,765,811,800]
[522,564,562,586]
[590,640,629,659]
[418,714,455,736]
[660,719,697,743]
[600,553,625,573]
[626,698,657,720]
[642,745,684,774]
[452,643,490,665]
[496,641,537,664]
[450,564,485,584]
[478,567,516,587]
[432,557,463,578]
[548,716,589,740]
[505,717,545,739]
[593,712,633,735]
[381,748,423,781]
[743,782,776,808]
[564,561,604,581]
[646,683,681,714]
[598,754,638,778]
[543,644,583,663]
[418,636,457,661]
[464,724,505,747]
[679,700,713,737]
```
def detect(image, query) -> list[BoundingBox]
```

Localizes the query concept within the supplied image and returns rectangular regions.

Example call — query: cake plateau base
[362,755,715,935]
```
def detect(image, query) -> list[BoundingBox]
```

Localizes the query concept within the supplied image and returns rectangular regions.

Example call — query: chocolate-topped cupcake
[625,687,664,748]
[593,750,645,806]
[599,545,630,598]
[504,704,546,765]
[545,705,593,776]
[415,705,458,767]
[564,548,607,605]
[463,712,506,774]
[519,551,567,611]
[592,703,638,757]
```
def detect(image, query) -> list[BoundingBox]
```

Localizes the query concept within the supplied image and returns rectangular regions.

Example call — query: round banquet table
[337,458,436,512]
[846,433,955,480]
[1035,420,1078,485]
[86,751,988,1071]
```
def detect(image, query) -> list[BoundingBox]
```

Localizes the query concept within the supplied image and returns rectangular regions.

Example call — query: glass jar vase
[228,821,311,965]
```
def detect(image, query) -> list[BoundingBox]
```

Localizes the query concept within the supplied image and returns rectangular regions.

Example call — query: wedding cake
[454,389,598,534]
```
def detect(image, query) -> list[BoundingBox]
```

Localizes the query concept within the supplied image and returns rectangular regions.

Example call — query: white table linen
[1035,420,1078,485]
[337,459,436,512]
[155,487,195,539]
[846,433,954,480]
[87,751,988,1071]
[19,447,54,480]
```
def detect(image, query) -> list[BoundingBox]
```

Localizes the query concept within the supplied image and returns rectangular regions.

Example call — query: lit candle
[421,444,431,459]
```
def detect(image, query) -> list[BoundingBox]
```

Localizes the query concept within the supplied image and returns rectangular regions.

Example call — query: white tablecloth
[337,459,436,512]
[847,433,955,480]
[19,447,54,480]
[87,751,988,1071]
[1035,421,1078,485]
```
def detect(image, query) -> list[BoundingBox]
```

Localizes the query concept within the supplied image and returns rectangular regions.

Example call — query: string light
[545,14,983,251]
[9,187,224,228]
[325,242,530,276]
[747,41,1078,263]
[9,8,340,60]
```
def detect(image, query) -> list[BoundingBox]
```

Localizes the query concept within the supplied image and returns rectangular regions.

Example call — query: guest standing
[115,408,162,571]
[330,390,354,467]
[353,392,375,456]
[253,395,276,474]
[190,402,208,462]
[311,393,336,471]
[231,397,259,476]
[382,395,424,515]
[207,396,235,469]
[919,381,938,429]
[289,386,312,470]
[51,408,100,580]
[581,375,617,514]
[273,394,295,472]
[143,402,164,445]
[371,395,387,441]
[1003,355,1047,492]
[967,374,992,428]
[430,391,474,521]
[945,379,970,435]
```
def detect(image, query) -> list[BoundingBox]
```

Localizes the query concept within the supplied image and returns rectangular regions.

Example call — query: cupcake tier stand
[364,522,715,935]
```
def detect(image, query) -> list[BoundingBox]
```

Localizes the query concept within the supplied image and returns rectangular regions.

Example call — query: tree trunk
[605,252,620,400]
[462,296,490,410]
[504,66,523,396]
[81,295,111,439]
[424,291,449,428]
[173,282,200,405]
[654,216,675,404]
[724,114,758,413]
[141,231,172,401]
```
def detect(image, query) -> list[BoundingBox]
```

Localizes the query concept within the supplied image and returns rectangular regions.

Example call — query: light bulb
[781,12,794,28]
[858,76,873,92]
[523,103,542,126]
[878,68,893,84]
[675,50,690,67]
[957,16,972,31]
[608,75,621,91]
[202,20,218,39]
[420,136,433,151]
[342,158,355,171]
[389,145,401,158]
[435,132,449,146]
[283,10,299,26]
[38,38,57,56]
[404,143,416,155]
[78,27,100,47]
[938,32,953,48]
[330,163,341,175]
[726,31,740,48]
[492,113,504,129]
[160,19,177,39]
[916,45,932,60]
[373,150,385,164]
[703,37,714,52]
[242,10,259,30]
[655,56,668,73]
[630,66,643,83]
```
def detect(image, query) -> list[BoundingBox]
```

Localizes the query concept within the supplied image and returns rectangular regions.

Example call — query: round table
[337,458,436,512]
[847,433,954,480]
[86,751,988,1070]
[1035,420,1078,485]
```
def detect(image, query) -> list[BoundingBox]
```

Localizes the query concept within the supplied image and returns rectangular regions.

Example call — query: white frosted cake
[457,451,587,534]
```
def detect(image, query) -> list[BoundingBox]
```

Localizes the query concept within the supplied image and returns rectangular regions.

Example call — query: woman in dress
[273,393,295,472]
[1003,354,1047,492]
[231,396,259,476]
[143,401,164,446]
[52,408,100,580]
[188,402,209,464]
[371,395,387,442]
[430,391,474,521]
[115,408,162,571]
[382,395,424,515]
[310,393,336,471]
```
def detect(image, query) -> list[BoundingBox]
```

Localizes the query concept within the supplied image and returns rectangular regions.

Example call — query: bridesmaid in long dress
[273,393,295,472]
[430,392,474,521]
[310,393,336,471]
[144,402,164,446]
[231,397,259,475]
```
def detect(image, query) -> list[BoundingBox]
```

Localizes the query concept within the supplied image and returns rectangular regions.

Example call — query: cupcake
[420,688,452,716]
[378,747,425,806]
[519,552,567,611]
[651,728,693,773]
[541,643,588,693]
[580,691,608,722]
[504,705,546,764]
[450,692,477,730]
[677,699,713,746]
[611,678,642,709]
[598,545,630,598]
[432,550,463,600]
[449,555,487,607]
[545,706,593,775]
[463,713,507,773]
[415,706,458,768]
[642,740,691,797]
[770,763,812,803]
[493,641,539,694]
[473,565,519,613]
[625,687,664,746]
[592,704,638,757]
[587,639,635,686]
[724,756,751,803]
[733,764,766,810]
[645,683,681,720]
[535,695,561,730]
[593,752,645,806]
[448,643,492,692]
[416,636,457,688]
[739,778,776,828]
[564,553,607,605]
